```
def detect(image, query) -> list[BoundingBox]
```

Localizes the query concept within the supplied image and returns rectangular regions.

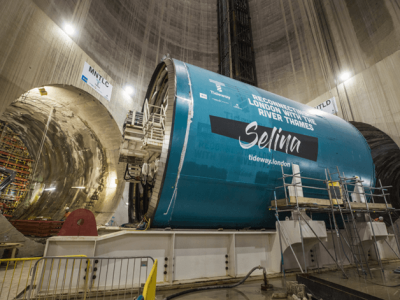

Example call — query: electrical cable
[143,183,149,213]
[128,182,135,223]
[162,266,268,300]
[143,218,151,231]
[135,183,141,221]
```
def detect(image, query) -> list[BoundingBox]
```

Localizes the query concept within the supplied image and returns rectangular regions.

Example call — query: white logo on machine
[233,104,242,110]
[200,93,207,99]
[208,79,230,100]
[209,79,225,92]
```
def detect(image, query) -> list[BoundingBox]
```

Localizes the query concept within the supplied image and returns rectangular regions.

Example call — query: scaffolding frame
[271,165,400,280]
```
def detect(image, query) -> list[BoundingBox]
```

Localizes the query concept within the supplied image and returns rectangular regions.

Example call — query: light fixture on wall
[38,87,47,96]
[64,24,75,36]
[339,71,351,81]
[44,187,56,191]
[123,86,134,96]
[71,186,85,189]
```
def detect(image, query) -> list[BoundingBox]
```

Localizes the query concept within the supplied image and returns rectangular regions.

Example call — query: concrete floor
[157,277,288,300]
[0,259,38,300]
[157,262,400,300]
[313,262,400,300]
[0,263,288,300]
[1,262,399,300]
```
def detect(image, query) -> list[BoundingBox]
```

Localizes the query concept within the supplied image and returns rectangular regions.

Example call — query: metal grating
[217,0,257,86]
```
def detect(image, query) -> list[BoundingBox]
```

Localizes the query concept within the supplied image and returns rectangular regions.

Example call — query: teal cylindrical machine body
[145,59,375,229]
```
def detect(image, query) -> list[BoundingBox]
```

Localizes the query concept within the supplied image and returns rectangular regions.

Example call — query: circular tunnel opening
[351,121,400,225]
[0,85,125,224]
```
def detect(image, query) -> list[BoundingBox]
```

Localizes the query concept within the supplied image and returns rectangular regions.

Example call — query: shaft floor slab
[156,277,287,300]
[312,261,400,300]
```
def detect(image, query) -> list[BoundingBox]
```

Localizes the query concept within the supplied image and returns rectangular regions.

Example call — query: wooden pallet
[271,196,332,207]
[344,202,392,210]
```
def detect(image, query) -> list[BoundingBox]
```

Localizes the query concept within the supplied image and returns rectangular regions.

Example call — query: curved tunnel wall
[351,121,400,224]
[0,86,124,224]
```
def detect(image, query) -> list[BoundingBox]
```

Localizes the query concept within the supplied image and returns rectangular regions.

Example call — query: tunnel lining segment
[0,85,124,224]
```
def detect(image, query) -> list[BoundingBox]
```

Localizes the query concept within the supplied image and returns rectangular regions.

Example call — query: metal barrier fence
[22,256,155,300]
[0,256,86,300]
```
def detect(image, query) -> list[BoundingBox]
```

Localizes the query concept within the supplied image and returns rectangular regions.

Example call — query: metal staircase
[123,110,145,142]
[143,99,165,152]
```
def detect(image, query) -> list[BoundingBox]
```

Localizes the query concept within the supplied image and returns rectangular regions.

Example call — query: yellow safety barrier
[0,255,86,300]
[142,259,158,300]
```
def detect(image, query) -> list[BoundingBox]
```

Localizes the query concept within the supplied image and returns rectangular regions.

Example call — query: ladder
[143,99,165,151]
[336,170,372,278]
[345,215,370,276]
[327,168,371,278]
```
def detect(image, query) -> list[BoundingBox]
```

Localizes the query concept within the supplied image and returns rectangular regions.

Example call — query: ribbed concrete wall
[33,0,218,104]
[249,0,327,102]
[249,0,400,104]
[250,0,400,148]
[307,49,400,145]
[304,0,400,146]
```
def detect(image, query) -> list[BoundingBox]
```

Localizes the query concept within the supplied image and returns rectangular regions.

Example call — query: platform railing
[132,110,144,128]
[273,165,400,280]
[142,99,166,150]
[26,256,155,300]
[143,99,165,131]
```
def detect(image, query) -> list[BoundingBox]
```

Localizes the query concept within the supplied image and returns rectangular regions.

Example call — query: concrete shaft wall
[307,50,400,146]
[250,0,400,147]
[304,0,400,147]
[32,0,218,106]
[250,0,400,103]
